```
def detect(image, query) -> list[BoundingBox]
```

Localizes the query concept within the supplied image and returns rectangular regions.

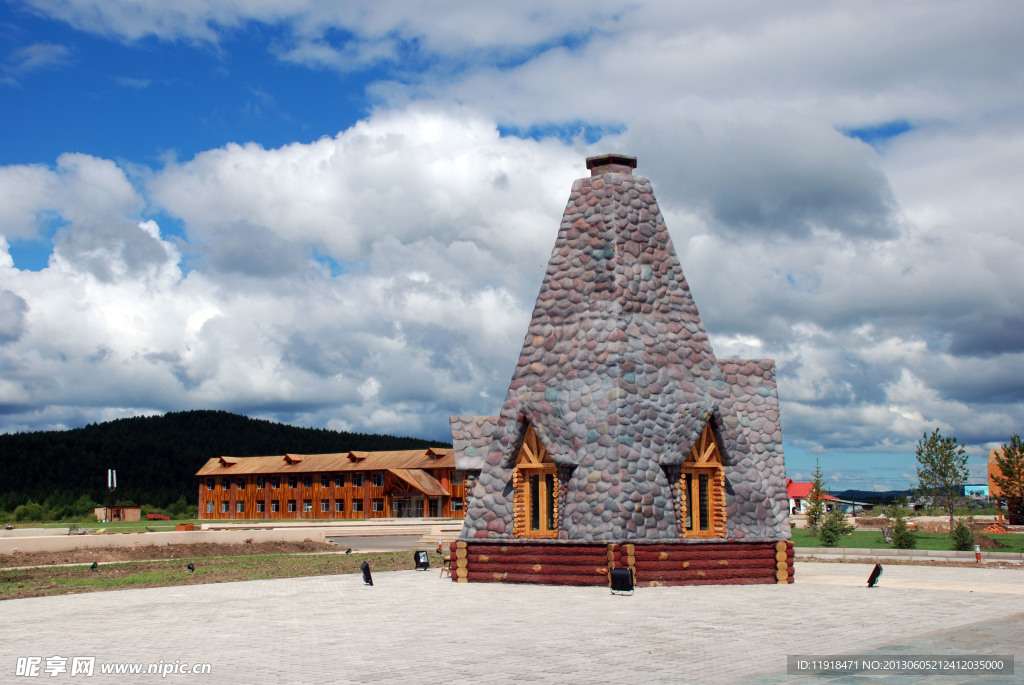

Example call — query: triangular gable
[660,402,729,467]
[218,456,239,467]
[386,469,449,497]
[347,451,367,461]
[283,454,304,465]
[501,407,577,469]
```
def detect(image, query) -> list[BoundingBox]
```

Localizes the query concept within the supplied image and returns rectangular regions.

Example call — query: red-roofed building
[786,478,838,515]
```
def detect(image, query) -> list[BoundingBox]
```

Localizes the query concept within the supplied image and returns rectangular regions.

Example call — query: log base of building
[449,539,795,587]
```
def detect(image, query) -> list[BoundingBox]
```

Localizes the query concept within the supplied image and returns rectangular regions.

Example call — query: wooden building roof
[196,448,455,477]
[388,468,450,497]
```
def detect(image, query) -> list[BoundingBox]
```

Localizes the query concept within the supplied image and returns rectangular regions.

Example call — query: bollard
[974,544,981,563]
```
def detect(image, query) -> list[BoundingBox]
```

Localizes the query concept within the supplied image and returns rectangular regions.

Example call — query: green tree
[805,459,828,533]
[915,428,969,538]
[818,506,855,546]
[992,433,1024,525]
[885,503,917,549]
[951,517,974,551]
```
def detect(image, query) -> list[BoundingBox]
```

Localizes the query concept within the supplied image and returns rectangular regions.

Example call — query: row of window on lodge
[202,472,465,517]
[206,497,464,515]
[205,472,463,492]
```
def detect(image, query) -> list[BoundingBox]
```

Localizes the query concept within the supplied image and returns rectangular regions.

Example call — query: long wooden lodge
[196,449,467,520]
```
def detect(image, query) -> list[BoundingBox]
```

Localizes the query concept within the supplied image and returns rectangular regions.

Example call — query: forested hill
[0,410,450,511]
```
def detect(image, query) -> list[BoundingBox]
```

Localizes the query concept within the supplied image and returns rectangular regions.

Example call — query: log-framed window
[513,424,559,539]
[680,424,726,538]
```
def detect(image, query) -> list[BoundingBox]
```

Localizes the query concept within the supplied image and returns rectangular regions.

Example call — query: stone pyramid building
[449,155,792,586]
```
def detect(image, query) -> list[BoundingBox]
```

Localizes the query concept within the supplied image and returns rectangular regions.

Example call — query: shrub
[951,517,975,551]
[14,501,44,522]
[818,507,854,547]
[886,505,917,549]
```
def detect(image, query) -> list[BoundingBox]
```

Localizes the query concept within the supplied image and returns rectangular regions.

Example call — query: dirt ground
[0,540,341,568]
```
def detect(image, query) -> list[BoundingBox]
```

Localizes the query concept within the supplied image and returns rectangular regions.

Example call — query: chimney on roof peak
[586,154,637,176]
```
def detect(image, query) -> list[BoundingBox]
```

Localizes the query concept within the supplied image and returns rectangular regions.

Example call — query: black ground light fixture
[414,551,430,570]
[609,567,634,595]
[867,563,882,588]
[361,561,373,586]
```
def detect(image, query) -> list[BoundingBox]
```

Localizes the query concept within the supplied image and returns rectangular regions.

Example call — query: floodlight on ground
[414,551,430,571]
[609,567,634,595]
[361,560,373,586]
[867,563,882,588]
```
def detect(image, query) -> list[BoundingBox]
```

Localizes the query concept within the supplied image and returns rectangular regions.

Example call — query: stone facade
[451,154,789,546]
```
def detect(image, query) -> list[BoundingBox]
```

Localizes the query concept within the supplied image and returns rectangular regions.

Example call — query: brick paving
[1,562,1021,684]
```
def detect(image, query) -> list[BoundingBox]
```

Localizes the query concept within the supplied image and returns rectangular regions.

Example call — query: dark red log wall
[450,539,795,587]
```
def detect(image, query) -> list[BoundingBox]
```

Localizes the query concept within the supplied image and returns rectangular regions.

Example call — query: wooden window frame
[680,424,727,539]
[513,425,559,539]
[372,472,385,487]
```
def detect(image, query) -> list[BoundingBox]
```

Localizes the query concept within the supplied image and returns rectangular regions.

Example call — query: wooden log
[467,551,608,564]
[634,558,775,572]
[633,548,777,562]
[467,563,609,576]
[636,568,776,583]
[630,542,780,554]
[638,577,774,589]
[465,571,607,586]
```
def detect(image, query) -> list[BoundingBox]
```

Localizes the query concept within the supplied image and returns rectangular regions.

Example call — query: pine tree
[992,433,1024,525]
[818,506,854,546]
[886,503,917,549]
[805,458,828,534]
[951,517,974,551]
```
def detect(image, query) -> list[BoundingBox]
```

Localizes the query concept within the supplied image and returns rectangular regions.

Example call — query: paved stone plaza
[2,562,1021,684]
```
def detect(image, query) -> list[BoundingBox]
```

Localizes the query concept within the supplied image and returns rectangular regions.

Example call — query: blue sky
[2,1,1023,491]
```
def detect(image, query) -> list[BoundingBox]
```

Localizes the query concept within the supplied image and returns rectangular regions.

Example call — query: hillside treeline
[0,410,449,518]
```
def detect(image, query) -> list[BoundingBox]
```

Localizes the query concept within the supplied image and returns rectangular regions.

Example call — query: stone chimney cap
[586,154,637,176]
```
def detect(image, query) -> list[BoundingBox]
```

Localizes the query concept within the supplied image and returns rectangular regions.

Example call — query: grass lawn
[32,519,243,533]
[1,550,423,600]
[791,528,1024,553]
